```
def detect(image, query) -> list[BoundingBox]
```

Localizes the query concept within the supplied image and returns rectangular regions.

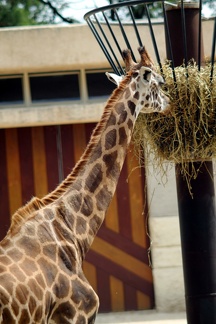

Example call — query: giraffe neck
[60,85,138,258]
[9,73,138,259]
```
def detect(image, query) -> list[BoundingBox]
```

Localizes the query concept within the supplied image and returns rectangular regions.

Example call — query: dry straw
[133,62,216,181]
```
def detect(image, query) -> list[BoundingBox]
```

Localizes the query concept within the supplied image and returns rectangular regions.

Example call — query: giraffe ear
[105,72,123,86]
[140,66,152,84]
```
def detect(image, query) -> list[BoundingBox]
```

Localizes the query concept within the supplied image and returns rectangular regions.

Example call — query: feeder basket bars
[84,0,216,167]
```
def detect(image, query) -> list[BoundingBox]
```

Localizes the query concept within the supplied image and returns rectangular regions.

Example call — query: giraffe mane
[9,71,134,232]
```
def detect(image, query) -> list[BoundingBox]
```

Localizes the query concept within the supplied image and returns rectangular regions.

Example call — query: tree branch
[37,0,78,24]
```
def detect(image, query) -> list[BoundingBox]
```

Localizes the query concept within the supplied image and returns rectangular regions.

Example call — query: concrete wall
[0,20,213,74]
[146,162,185,311]
[0,19,215,312]
[0,24,108,73]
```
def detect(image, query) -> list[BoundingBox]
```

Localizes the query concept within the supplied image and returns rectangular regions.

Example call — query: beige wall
[0,24,109,73]
[0,20,214,74]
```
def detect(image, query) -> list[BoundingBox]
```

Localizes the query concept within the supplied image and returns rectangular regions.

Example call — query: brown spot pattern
[58,245,76,273]
[16,284,29,304]
[43,244,57,261]
[34,306,43,323]
[37,257,58,287]
[73,278,97,313]
[114,102,123,114]
[68,194,82,213]
[89,141,102,163]
[119,127,127,145]
[19,309,30,323]
[51,301,75,322]
[2,308,15,323]
[103,151,118,179]
[105,129,117,150]
[29,296,37,316]
[127,100,136,115]
[127,118,133,130]
[76,216,87,234]
[37,224,53,244]
[85,163,102,193]
[131,81,137,91]
[53,273,70,299]
[81,195,93,217]
[95,186,112,211]
[107,112,116,126]
[118,110,127,124]
[17,236,41,257]
[134,91,140,100]
[35,273,46,289]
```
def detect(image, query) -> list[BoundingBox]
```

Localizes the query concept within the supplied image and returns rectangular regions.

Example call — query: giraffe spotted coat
[0,47,170,323]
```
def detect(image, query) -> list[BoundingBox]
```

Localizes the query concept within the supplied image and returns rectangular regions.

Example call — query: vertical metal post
[176,162,216,323]
[165,3,216,323]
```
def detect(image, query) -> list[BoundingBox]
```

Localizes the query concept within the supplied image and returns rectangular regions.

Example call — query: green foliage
[0,0,43,27]
[107,0,216,19]
[107,0,164,20]
[0,0,75,27]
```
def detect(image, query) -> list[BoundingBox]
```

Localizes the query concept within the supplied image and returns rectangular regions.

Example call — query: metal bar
[180,0,188,67]
[146,3,163,71]
[198,0,202,70]
[84,0,155,21]
[162,1,176,83]
[113,8,136,61]
[94,13,124,74]
[180,0,189,81]
[128,6,143,47]
[102,11,125,75]
[92,14,120,74]
[210,17,216,79]
[86,17,119,74]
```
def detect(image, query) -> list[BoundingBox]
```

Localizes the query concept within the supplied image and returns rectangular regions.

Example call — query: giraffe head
[106,46,170,115]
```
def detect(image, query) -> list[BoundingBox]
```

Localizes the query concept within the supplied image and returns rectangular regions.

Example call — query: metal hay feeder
[84,1,216,323]
[84,0,215,78]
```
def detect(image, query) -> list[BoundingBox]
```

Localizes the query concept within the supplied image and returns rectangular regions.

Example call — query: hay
[133,62,216,184]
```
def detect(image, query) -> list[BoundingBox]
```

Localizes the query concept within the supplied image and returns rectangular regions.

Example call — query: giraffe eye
[143,70,152,82]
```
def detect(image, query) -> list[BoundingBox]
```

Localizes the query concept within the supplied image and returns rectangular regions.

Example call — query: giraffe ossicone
[0,47,170,323]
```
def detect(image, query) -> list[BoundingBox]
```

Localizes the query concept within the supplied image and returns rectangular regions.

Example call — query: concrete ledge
[96,310,186,324]
[0,102,104,128]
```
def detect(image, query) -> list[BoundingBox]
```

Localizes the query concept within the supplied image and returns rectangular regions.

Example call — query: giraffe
[0,47,170,323]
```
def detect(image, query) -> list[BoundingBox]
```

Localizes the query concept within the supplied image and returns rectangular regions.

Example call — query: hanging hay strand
[133,62,216,180]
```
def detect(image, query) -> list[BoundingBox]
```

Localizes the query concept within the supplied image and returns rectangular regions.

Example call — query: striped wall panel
[0,124,154,312]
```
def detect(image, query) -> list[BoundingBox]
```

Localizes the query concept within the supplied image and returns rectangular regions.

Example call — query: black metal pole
[165,3,216,323]
[176,162,216,323]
